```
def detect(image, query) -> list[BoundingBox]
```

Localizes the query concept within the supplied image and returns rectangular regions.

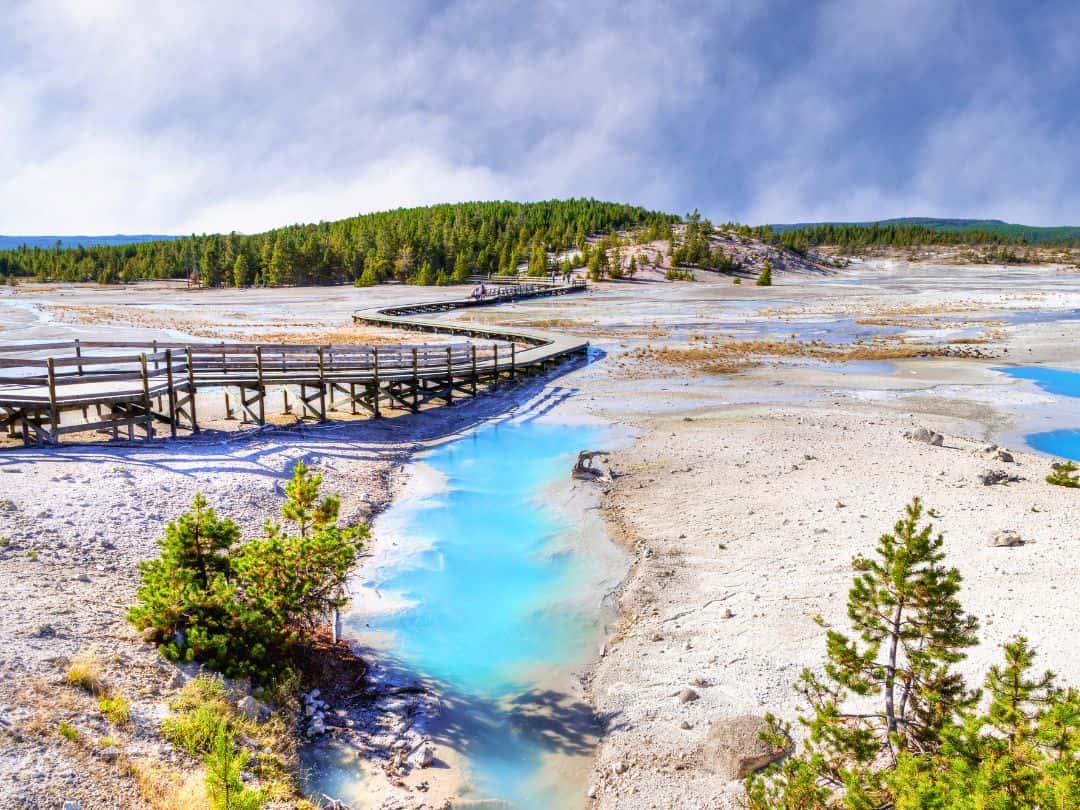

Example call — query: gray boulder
[987,530,1024,548]
[237,695,268,722]
[702,715,786,780]
[909,427,944,446]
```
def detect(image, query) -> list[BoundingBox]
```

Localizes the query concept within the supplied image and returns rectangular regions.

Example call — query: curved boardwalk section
[0,280,587,446]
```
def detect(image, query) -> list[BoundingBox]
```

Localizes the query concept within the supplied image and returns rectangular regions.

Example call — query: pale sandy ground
[474,261,1080,809]
[3,261,1080,809]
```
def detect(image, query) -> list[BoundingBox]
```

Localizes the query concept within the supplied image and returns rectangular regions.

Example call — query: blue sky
[3,0,1079,233]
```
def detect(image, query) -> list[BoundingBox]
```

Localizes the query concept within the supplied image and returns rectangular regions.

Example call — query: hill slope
[0,199,676,285]
[769,217,1080,245]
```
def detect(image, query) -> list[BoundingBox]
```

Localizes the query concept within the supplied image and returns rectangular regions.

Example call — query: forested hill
[0,199,677,286]
[765,217,1080,250]
[0,235,180,251]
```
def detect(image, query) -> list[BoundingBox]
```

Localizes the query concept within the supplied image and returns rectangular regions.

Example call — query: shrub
[100,694,132,726]
[66,650,105,695]
[1047,460,1080,488]
[128,462,367,683]
[162,677,233,756]
[57,721,80,741]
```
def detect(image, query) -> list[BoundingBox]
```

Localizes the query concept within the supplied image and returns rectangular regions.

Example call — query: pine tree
[451,252,470,284]
[747,498,979,809]
[204,721,263,810]
[232,253,249,288]
[756,259,773,286]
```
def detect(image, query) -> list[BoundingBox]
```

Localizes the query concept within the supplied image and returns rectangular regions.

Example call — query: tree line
[0,199,677,286]
[752,222,1044,255]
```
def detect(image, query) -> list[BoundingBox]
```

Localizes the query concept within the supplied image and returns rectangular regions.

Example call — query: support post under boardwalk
[46,357,59,446]
[371,347,381,418]
[445,346,453,404]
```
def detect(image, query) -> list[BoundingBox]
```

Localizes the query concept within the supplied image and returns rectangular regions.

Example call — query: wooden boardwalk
[0,279,588,446]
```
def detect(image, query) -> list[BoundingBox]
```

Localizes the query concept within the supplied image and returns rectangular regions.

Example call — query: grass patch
[630,336,987,376]
[66,649,106,695]
[100,694,132,726]
[57,721,80,741]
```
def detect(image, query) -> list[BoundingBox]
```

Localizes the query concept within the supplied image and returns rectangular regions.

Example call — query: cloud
[2,0,1079,232]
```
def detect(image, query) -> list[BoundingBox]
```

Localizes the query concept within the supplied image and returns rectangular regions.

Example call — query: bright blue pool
[324,418,626,808]
[997,366,1080,460]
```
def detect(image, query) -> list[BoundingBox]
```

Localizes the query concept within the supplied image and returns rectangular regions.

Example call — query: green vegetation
[755,259,772,286]
[1047,461,1080,488]
[760,217,1080,254]
[0,199,676,285]
[670,211,741,272]
[746,498,1080,808]
[773,217,1080,245]
[163,677,267,810]
[57,721,80,741]
[127,461,367,682]
[100,694,132,726]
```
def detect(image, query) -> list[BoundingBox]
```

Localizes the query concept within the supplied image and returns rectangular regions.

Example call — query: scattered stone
[987,530,1024,548]
[908,427,944,446]
[979,469,1021,485]
[679,720,691,730]
[612,760,628,775]
[237,695,268,722]
[721,608,734,619]
[33,624,56,638]
[995,449,1015,463]
[702,715,786,780]
[140,626,160,644]
[689,676,710,688]
[678,688,700,704]
[99,745,120,762]
[62,802,82,810]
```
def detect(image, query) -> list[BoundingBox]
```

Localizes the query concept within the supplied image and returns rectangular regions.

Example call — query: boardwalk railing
[0,279,589,446]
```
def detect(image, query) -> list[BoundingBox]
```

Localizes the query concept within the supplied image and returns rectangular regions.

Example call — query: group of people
[469,283,488,300]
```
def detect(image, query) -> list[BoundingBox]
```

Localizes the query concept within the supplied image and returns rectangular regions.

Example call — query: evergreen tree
[747,498,979,809]
[451,252,470,284]
[232,253,249,288]
[756,259,773,286]
[204,722,263,810]
[266,239,288,287]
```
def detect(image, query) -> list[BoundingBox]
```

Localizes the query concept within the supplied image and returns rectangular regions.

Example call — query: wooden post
[471,344,478,396]
[74,339,88,420]
[255,345,265,424]
[225,390,234,420]
[317,347,327,420]
[46,357,59,446]
[492,344,499,390]
[283,389,291,414]
[510,342,517,381]
[411,347,419,412]
[371,347,381,418]
[152,339,162,412]
[165,349,177,438]
[186,346,199,432]
[140,353,153,440]
[445,345,453,404]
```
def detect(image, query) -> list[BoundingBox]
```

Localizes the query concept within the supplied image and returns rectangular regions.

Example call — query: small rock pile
[303,688,332,737]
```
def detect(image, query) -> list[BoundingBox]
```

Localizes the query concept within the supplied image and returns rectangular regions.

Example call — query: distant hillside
[0,234,181,251]
[0,199,677,285]
[768,218,1080,245]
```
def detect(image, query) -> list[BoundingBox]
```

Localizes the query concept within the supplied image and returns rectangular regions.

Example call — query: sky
[3,0,1079,234]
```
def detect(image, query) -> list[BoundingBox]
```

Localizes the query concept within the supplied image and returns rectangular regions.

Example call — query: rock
[679,720,692,730]
[612,760,628,775]
[62,802,82,810]
[33,624,56,638]
[995,449,1015,463]
[140,626,160,644]
[237,695,268,722]
[307,718,326,736]
[987,530,1024,548]
[702,715,786,780]
[99,745,120,762]
[979,469,1020,485]
[678,688,700,704]
[909,427,944,446]
[410,744,435,768]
